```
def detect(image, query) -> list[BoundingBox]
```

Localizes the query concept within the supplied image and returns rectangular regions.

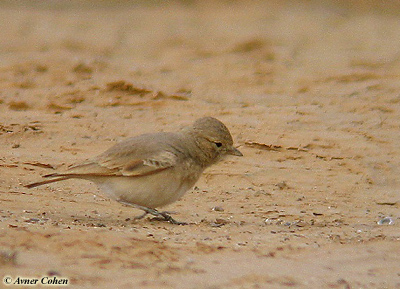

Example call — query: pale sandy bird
[25,117,242,224]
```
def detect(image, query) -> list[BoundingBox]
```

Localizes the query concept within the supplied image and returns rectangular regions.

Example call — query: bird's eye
[214,142,223,148]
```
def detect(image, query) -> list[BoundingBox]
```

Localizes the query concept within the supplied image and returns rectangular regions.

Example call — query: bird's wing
[26,150,177,187]
[50,133,181,178]
[63,149,178,177]
[99,150,178,176]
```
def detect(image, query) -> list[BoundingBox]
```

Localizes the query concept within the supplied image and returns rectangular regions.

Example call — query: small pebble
[47,270,61,276]
[210,218,228,227]
[212,206,224,212]
[377,217,394,225]
[276,181,288,190]
[24,218,40,223]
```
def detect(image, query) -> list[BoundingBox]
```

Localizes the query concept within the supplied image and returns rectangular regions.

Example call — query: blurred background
[1,1,400,288]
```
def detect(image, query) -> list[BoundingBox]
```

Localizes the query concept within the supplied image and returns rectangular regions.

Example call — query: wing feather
[63,147,178,177]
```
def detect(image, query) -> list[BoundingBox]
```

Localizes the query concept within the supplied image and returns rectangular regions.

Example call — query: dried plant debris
[47,91,86,112]
[231,38,270,53]
[8,101,30,111]
[104,80,189,104]
[0,123,42,135]
[73,63,94,74]
[245,140,346,161]
[0,251,17,266]
[244,141,283,151]
[23,162,56,169]
[106,80,151,95]
[244,141,308,152]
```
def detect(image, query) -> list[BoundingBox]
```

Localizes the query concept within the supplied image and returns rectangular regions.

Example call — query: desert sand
[0,1,400,288]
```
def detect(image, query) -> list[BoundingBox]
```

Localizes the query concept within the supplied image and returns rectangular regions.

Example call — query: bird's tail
[24,174,71,189]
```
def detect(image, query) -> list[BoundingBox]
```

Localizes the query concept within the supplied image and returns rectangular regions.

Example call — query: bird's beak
[228,146,243,156]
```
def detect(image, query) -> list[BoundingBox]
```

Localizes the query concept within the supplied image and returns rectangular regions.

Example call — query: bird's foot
[119,201,187,225]
[142,208,187,225]
[156,211,187,225]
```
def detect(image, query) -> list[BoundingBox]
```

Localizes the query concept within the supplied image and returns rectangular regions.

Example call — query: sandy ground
[1,1,400,288]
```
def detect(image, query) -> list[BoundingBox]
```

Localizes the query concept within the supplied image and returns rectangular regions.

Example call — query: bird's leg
[118,201,187,225]
[133,211,148,220]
